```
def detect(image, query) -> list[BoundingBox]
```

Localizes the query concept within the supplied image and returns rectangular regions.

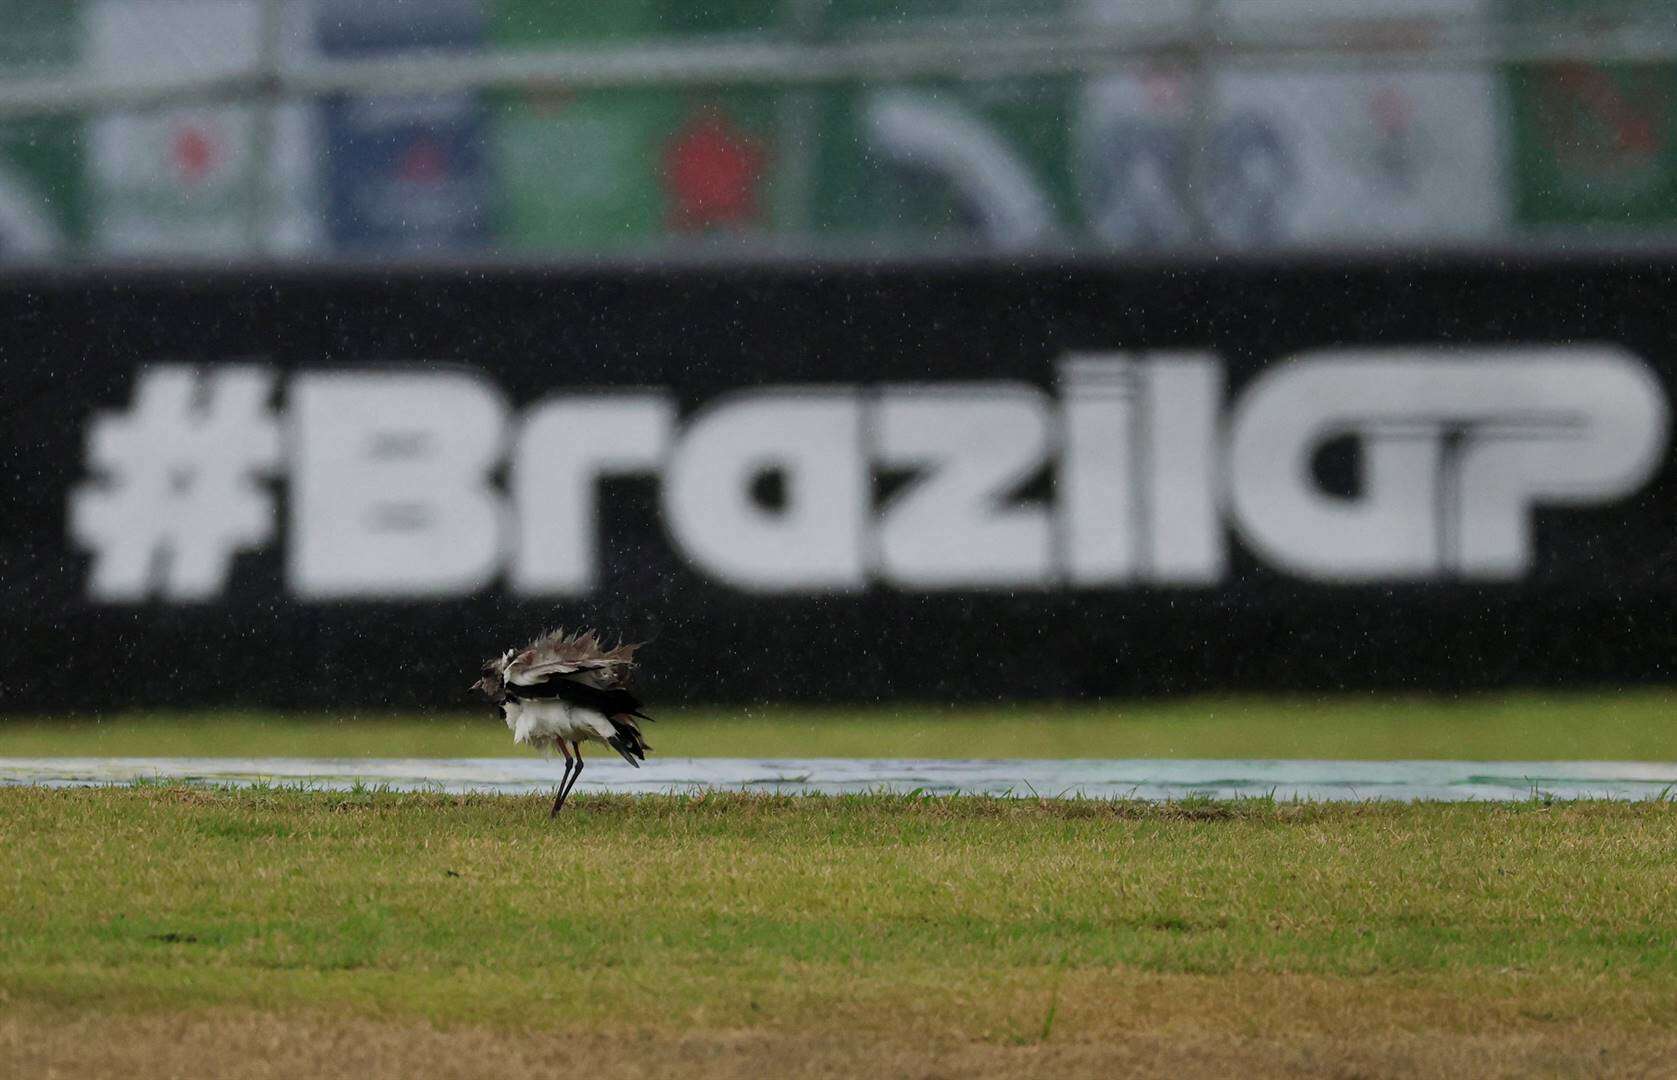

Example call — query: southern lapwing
[470,628,652,816]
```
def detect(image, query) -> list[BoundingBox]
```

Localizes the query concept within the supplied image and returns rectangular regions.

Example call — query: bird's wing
[514,675,650,720]
[505,628,641,688]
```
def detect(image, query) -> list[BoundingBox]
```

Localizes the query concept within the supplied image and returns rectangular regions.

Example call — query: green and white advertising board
[1501,0,1677,229]
[0,0,82,259]
[490,0,781,251]
[84,0,319,256]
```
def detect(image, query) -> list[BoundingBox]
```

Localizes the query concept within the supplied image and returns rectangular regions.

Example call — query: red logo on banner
[398,136,448,186]
[1538,63,1667,188]
[171,125,219,184]
[662,106,766,231]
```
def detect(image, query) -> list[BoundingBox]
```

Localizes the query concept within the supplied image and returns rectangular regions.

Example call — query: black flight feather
[508,676,649,720]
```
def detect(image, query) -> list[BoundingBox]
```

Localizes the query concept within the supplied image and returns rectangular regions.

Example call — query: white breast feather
[508,699,615,752]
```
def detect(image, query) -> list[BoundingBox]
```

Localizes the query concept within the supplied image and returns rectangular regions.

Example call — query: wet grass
[7,786,1677,1076]
[4,788,1677,1033]
[3,688,1674,760]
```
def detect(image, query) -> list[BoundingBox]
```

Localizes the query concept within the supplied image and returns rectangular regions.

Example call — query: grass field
[5,786,1677,1078]
[4,687,1676,760]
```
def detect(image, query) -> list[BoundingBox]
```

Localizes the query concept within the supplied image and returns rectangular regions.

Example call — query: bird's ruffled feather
[505,627,640,688]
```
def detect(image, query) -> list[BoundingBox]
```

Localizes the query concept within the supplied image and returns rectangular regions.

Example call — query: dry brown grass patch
[6,1006,1676,1080]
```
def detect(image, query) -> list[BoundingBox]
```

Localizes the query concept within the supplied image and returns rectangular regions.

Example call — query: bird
[470,628,652,817]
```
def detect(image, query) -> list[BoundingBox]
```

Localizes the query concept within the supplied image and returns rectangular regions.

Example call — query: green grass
[4,688,1675,759]
[7,787,1677,1076]
[4,789,1677,1033]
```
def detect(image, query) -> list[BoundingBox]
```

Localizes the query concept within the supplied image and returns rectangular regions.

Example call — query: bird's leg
[561,741,586,809]
[551,739,576,818]
[551,741,586,817]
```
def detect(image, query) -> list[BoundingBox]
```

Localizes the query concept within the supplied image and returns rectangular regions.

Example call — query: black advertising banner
[2,258,1674,711]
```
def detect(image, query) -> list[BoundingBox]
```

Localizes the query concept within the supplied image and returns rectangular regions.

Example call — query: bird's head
[470,650,514,700]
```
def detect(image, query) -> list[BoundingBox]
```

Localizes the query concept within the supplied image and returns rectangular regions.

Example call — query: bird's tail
[606,713,650,768]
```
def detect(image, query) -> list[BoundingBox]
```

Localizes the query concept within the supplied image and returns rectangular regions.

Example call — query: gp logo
[69,347,1669,601]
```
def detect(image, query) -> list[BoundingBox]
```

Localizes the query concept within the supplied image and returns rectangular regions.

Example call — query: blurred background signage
[0,0,1671,260]
[65,346,1668,602]
[5,262,1674,708]
[3,1,1676,708]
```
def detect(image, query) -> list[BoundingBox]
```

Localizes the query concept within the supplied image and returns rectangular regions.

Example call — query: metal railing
[4,14,1677,118]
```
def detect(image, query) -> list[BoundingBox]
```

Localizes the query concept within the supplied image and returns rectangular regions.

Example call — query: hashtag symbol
[69,365,281,602]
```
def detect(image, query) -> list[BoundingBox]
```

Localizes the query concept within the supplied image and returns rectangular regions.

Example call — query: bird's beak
[469,677,487,694]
